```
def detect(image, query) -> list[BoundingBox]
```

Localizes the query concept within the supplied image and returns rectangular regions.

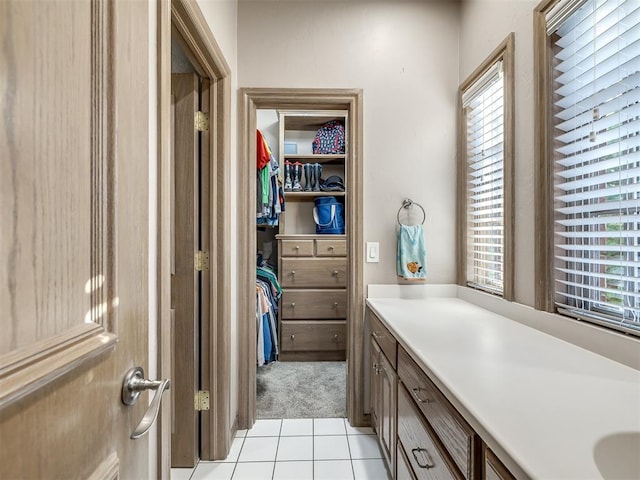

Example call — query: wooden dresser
[277,234,347,360]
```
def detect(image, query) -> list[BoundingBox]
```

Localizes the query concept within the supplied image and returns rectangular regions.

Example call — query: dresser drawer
[397,385,460,480]
[281,290,347,319]
[398,347,476,480]
[280,239,314,257]
[315,238,347,256]
[370,311,397,369]
[281,258,346,288]
[280,321,346,352]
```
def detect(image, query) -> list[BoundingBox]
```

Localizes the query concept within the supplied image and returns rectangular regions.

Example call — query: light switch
[366,242,379,263]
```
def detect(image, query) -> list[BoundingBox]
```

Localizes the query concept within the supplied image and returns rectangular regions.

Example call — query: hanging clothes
[256,262,281,366]
[256,130,285,227]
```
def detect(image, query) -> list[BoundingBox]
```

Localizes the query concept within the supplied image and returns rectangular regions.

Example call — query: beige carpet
[257,361,346,419]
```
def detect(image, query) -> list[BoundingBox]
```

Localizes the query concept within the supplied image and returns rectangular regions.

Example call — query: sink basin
[594,432,640,479]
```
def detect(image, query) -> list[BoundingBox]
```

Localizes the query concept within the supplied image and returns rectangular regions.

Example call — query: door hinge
[195,251,210,271]
[195,390,210,411]
[195,111,209,132]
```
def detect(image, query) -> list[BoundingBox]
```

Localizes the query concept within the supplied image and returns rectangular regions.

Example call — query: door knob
[122,366,171,439]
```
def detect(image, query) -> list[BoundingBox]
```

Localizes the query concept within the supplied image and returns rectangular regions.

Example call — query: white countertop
[366,296,640,480]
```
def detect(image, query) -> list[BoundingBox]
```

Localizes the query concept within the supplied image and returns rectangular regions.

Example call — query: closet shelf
[282,154,345,164]
[284,191,346,200]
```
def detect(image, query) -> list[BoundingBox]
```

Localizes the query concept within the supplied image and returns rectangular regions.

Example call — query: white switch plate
[366,242,379,263]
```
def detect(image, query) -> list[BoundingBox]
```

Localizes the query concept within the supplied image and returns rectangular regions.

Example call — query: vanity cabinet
[368,307,516,480]
[370,312,397,477]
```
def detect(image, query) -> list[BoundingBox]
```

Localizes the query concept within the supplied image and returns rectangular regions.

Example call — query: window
[535,0,640,335]
[458,34,515,299]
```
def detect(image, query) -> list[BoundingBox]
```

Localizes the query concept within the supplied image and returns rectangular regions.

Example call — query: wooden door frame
[238,88,366,429]
[157,0,232,471]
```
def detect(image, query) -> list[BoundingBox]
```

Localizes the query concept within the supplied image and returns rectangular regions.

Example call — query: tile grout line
[312,419,315,480]
[270,420,283,480]
[344,419,356,480]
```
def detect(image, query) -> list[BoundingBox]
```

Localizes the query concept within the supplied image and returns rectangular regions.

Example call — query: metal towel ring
[397,198,426,226]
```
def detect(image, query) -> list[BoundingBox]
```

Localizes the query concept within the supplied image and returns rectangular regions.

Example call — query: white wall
[459,0,539,307]
[238,0,461,286]
[196,0,239,430]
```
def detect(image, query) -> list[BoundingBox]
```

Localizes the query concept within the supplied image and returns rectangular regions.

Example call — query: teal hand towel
[397,224,427,281]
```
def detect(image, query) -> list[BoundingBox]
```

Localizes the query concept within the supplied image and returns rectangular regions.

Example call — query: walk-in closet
[255,108,349,419]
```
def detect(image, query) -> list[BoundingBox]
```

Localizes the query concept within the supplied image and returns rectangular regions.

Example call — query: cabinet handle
[411,387,432,404]
[372,331,386,340]
[332,270,339,276]
[290,334,295,340]
[291,302,296,308]
[412,448,434,469]
[372,362,379,374]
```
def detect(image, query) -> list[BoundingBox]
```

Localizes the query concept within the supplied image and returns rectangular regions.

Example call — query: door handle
[121,366,171,439]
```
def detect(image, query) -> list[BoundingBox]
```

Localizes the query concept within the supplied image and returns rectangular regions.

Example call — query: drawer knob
[411,448,434,469]
[328,245,334,251]
[291,270,296,275]
[295,245,300,250]
[291,302,296,308]
[332,270,339,276]
[372,331,385,340]
[411,387,432,404]
[290,334,295,340]
[333,334,339,340]
[333,302,339,308]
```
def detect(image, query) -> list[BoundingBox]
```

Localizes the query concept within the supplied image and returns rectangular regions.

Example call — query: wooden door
[171,73,201,467]
[0,1,156,479]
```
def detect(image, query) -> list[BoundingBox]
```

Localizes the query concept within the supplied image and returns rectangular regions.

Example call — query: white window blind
[550,0,640,335]
[464,61,505,295]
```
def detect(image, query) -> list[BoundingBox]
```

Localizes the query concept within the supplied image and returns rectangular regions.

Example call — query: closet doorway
[158,0,232,471]
[239,89,366,430]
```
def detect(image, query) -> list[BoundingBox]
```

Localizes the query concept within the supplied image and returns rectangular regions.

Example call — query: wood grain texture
[533,0,557,312]
[396,442,415,480]
[157,1,173,476]
[370,312,398,370]
[397,347,477,480]
[280,239,314,257]
[1,0,151,477]
[370,337,381,430]
[377,347,397,476]
[170,72,200,468]
[280,289,347,319]
[280,258,347,288]
[483,445,517,480]
[87,452,119,480]
[164,0,233,462]
[315,238,347,257]
[280,320,346,352]
[397,385,460,480]
[0,0,92,357]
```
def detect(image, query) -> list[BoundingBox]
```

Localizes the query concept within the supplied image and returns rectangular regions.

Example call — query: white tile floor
[171,418,391,480]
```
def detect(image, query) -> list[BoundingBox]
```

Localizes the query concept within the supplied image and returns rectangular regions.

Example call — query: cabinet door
[378,349,397,476]
[484,446,516,480]
[370,337,381,431]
